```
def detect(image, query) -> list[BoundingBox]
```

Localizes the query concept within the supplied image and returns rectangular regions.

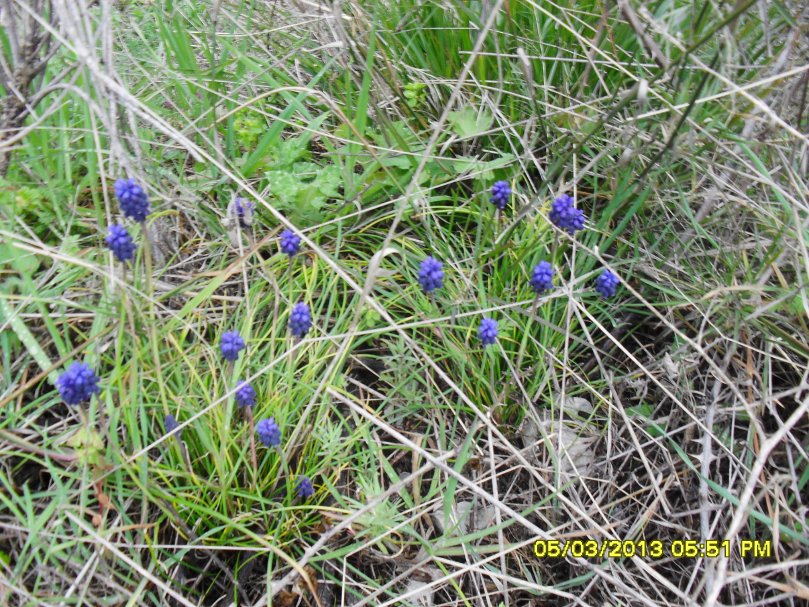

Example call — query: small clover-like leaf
[68,426,105,469]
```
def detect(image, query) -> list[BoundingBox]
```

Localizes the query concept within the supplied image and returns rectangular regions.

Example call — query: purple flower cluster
[101,177,152,267]
[56,361,100,406]
[164,414,180,436]
[549,194,585,235]
[478,318,498,346]
[418,256,444,293]
[105,224,137,263]
[233,197,255,229]
[530,261,554,294]
[595,269,620,298]
[235,381,256,408]
[280,229,301,257]
[288,302,312,337]
[220,330,245,362]
[257,417,281,447]
[490,181,511,210]
[296,475,314,499]
[114,178,151,222]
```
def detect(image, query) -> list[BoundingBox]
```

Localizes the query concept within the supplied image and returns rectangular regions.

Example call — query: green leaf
[265,171,301,205]
[452,154,515,181]
[277,138,310,168]
[234,112,264,150]
[626,404,654,418]
[314,165,341,198]
[367,120,418,151]
[448,108,493,138]
[0,242,40,275]
[403,82,427,109]
[379,155,413,170]
[292,161,320,176]
[296,184,326,209]
[67,426,105,469]
[0,296,56,384]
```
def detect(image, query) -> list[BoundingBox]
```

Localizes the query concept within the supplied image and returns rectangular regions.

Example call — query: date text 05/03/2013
[533,539,772,560]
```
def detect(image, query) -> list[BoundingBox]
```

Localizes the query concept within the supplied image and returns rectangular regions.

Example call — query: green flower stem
[142,222,170,415]
[515,293,541,373]
[245,406,258,484]
[275,445,291,498]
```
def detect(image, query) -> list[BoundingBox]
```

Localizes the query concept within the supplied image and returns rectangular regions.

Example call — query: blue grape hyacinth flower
[257,417,281,447]
[549,194,585,235]
[490,181,511,210]
[114,178,151,222]
[418,256,444,293]
[234,197,255,229]
[296,475,314,499]
[56,361,100,406]
[235,381,256,408]
[220,330,245,362]
[164,414,181,437]
[289,302,312,337]
[279,229,301,257]
[530,261,554,294]
[105,224,137,263]
[595,269,620,299]
[478,318,498,347]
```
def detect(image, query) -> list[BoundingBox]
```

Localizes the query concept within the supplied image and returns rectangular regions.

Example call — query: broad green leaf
[452,154,515,181]
[448,108,493,138]
[314,165,341,198]
[379,155,413,170]
[265,171,301,205]
[0,242,40,275]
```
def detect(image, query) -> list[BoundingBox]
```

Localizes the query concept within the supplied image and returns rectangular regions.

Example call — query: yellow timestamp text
[533,539,772,559]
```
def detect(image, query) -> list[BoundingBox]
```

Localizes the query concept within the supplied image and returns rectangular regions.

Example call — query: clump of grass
[1,1,808,606]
